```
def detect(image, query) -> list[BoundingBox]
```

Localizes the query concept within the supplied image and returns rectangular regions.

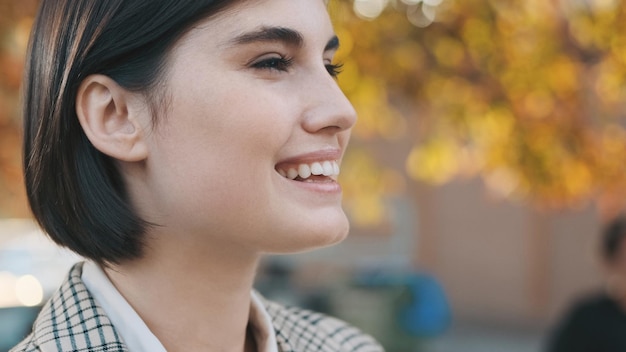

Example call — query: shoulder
[9,262,128,352]
[563,292,613,322]
[551,292,609,333]
[263,299,385,352]
[546,291,611,352]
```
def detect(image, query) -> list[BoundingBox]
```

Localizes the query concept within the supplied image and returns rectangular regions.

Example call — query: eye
[251,56,293,72]
[326,62,344,78]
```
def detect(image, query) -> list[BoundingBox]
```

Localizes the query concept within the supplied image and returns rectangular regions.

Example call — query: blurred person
[546,215,626,352]
[11,1,384,351]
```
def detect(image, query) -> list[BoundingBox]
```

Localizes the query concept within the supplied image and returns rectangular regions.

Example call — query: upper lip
[275,149,343,167]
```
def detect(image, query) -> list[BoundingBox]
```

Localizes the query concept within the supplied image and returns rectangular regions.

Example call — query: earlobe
[76,74,149,162]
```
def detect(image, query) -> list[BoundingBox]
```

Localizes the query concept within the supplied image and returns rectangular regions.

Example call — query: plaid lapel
[263,298,385,352]
[25,262,128,352]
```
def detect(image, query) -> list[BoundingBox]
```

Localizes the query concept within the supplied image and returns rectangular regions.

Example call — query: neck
[105,234,261,352]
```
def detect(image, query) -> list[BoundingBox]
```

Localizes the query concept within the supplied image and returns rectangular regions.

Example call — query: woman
[12,0,383,351]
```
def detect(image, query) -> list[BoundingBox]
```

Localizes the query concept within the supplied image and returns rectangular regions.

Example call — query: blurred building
[412,178,603,327]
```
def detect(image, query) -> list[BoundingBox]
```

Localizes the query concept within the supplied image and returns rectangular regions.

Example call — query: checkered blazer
[11,263,384,352]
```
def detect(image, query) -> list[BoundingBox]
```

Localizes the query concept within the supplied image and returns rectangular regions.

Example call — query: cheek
[153,66,309,224]
[154,92,294,207]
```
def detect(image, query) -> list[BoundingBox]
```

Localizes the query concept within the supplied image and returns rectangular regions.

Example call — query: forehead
[181,0,334,48]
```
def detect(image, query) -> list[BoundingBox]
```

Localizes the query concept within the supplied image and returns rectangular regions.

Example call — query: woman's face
[134,0,356,253]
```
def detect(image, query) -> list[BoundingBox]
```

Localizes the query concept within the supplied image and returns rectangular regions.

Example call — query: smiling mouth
[276,160,340,182]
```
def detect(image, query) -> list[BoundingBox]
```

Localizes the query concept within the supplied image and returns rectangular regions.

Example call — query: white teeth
[322,161,333,176]
[287,168,299,180]
[310,162,324,175]
[298,164,312,179]
[278,160,340,180]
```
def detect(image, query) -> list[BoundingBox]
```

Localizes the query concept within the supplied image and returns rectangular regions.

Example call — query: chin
[266,211,350,254]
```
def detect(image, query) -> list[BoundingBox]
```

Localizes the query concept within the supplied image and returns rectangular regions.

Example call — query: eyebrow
[228,26,340,52]
[325,35,339,52]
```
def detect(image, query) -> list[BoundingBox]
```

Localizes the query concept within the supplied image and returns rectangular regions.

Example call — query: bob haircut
[23,0,239,265]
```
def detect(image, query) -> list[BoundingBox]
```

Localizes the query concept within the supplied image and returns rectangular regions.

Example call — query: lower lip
[279,174,342,194]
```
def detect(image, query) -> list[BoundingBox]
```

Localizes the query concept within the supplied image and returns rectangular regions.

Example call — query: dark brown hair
[23,0,238,265]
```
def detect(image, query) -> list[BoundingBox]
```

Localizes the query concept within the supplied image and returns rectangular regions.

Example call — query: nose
[301,73,357,134]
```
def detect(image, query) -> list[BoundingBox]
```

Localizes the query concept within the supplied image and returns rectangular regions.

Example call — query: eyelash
[251,56,344,78]
[252,56,294,72]
[326,62,343,78]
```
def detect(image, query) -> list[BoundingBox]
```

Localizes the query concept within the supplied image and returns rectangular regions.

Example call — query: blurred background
[1,0,626,351]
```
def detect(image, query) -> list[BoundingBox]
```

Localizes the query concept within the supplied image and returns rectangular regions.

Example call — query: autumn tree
[333,0,626,226]
[0,1,37,217]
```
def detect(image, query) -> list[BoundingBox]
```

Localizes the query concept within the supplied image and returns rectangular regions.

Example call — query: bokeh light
[15,275,43,307]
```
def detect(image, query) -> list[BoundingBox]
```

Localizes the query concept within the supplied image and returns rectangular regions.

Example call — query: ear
[76,74,149,162]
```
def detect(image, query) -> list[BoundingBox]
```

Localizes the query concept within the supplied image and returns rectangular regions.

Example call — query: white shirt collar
[250,290,279,352]
[82,261,278,352]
